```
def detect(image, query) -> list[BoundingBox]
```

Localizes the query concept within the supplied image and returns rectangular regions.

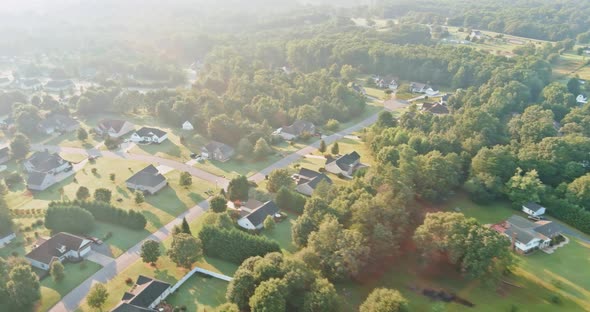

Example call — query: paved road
[48,200,210,312]
[32,144,230,189]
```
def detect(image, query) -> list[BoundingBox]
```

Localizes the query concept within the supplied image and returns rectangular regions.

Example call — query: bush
[325,119,340,131]
[125,277,133,285]
[48,200,147,230]
[45,206,96,234]
[199,225,280,264]
[550,294,562,305]
[4,173,23,186]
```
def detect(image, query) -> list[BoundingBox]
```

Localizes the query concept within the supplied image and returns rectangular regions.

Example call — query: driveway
[384,97,409,111]
[86,250,115,267]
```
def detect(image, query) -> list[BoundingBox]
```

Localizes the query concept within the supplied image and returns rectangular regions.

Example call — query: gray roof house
[294,168,333,196]
[492,215,562,254]
[273,120,316,141]
[39,114,80,134]
[130,127,168,144]
[24,151,72,174]
[95,119,135,138]
[27,172,57,191]
[237,201,280,230]
[25,232,92,270]
[201,141,235,162]
[325,151,362,178]
[125,165,167,195]
[421,102,449,115]
[111,275,172,312]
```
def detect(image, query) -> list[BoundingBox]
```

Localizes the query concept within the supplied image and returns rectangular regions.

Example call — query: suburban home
[0,77,12,88]
[350,82,367,95]
[237,201,280,230]
[126,165,168,195]
[0,231,16,248]
[27,172,58,191]
[293,168,333,196]
[39,114,80,134]
[182,120,194,131]
[25,232,92,270]
[95,119,135,138]
[576,94,588,104]
[273,120,316,141]
[229,198,264,216]
[0,146,10,164]
[201,141,235,162]
[325,151,363,178]
[410,82,438,96]
[18,79,42,91]
[24,151,72,174]
[522,202,546,217]
[111,275,172,312]
[470,30,483,40]
[420,102,449,115]
[491,215,562,254]
[130,127,168,144]
[44,79,75,92]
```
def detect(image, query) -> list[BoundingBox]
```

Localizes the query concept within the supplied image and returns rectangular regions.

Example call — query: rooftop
[126,165,166,188]
[25,232,91,265]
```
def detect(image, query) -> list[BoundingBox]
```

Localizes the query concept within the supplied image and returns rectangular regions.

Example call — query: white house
[522,202,546,217]
[410,82,438,96]
[182,120,194,131]
[24,151,72,174]
[130,127,168,144]
[237,201,279,230]
[125,165,168,195]
[492,215,561,254]
[25,233,92,270]
[0,232,16,248]
[325,151,362,178]
[111,275,172,312]
[201,141,235,162]
[576,94,588,104]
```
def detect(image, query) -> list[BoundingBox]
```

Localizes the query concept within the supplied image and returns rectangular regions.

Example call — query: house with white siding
[25,233,92,270]
[111,275,172,312]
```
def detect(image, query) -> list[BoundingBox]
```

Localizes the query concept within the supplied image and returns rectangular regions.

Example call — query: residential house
[470,30,483,40]
[0,146,10,164]
[420,102,449,115]
[44,80,75,92]
[237,201,280,230]
[293,168,333,196]
[491,215,562,253]
[577,94,588,104]
[18,79,42,91]
[125,165,167,195]
[95,119,135,138]
[182,120,194,131]
[273,120,316,141]
[0,231,16,248]
[325,151,363,178]
[350,83,366,95]
[27,172,57,191]
[24,151,72,174]
[39,114,80,134]
[25,232,92,270]
[522,202,546,217]
[410,82,438,96]
[201,141,235,162]
[111,275,172,312]
[130,127,168,144]
[0,77,12,88]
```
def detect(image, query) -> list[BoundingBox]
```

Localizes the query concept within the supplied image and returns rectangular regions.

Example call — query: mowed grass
[44,127,100,149]
[37,261,102,312]
[262,211,298,255]
[76,214,238,312]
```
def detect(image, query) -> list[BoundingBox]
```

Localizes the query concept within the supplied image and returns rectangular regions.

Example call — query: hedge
[45,206,95,234]
[49,200,147,230]
[543,196,590,234]
[199,225,280,264]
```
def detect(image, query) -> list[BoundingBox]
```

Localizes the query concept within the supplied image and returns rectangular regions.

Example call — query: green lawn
[262,211,298,255]
[37,261,102,312]
[165,275,229,312]
[44,128,100,149]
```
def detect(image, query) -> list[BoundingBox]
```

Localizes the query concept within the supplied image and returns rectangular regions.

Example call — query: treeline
[48,200,147,230]
[199,225,280,264]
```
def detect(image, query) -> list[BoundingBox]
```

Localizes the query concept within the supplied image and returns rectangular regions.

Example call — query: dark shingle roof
[534,222,561,239]
[306,174,332,189]
[111,303,154,312]
[298,168,321,181]
[127,275,171,308]
[25,232,90,265]
[26,151,68,173]
[297,168,332,189]
[27,172,49,186]
[326,151,361,171]
[203,141,235,157]
[125,165,166,188]
[244,201,279,227]
[0,146,9,158]
[98,119,128,133]
[135,127,166,138]
[281,120,315,136]
[523,202,544,213]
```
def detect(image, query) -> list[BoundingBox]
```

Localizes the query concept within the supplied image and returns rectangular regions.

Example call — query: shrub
[550,294,562,305]
[45,206,96,234]
[325,119,340,131]
[4,173,23,186]
[199,225,280,264]
[48,200,147,230]
[125,277,133,285]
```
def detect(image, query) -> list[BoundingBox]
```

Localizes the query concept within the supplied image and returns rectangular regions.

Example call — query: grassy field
[262,211,298,255]
[44,127,101,149]
[37,261,102,312]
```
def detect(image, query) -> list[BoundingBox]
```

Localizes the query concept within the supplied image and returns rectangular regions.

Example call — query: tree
[9,133,30,159]
[77,128,88,141]
[330,142,339,155]
[238,138,254,156]
[181,217,192,235]
[249,278,287,312]
[135,191,145,205]
[179,172,192,187]
[263,215,275,230]
[50,261,65,283]
[45,206,96,234]
[167,233,202,269]
[567,77,581,95]
[266,169,293,193]
[360,288,408,312]
[340,64,359,82]
[253,138,272,159]
[87,283,109,311]
[376,111,396,128]
[76,186,90,200]
[109,173,116,182]
[209,195,227,213]
[217,303,240,312]
[566,174,590,208]
[228,176,249,201]
[94,188,112,203]
[319,140,327,153]
[505,168,545,207]
[6,264,41,308]
[140,240,161,265]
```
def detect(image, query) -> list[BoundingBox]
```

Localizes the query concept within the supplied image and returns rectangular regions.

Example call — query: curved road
[46,103,395,312]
